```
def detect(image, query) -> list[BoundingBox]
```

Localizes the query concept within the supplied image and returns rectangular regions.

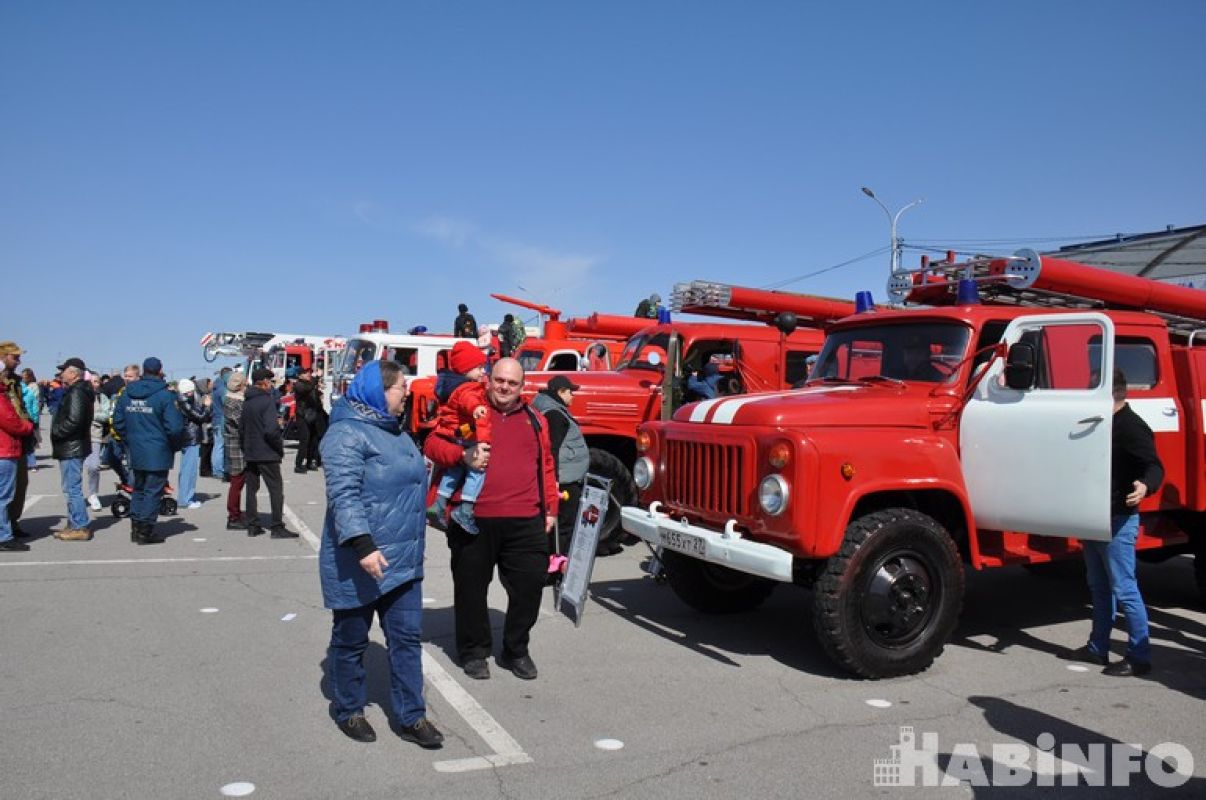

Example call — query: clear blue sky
[4,1,1203,381]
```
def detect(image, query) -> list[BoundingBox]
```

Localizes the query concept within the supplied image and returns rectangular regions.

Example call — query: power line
[761,246,890,290]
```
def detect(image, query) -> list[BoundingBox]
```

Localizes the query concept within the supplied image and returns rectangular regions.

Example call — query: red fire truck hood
[674,383,930,428]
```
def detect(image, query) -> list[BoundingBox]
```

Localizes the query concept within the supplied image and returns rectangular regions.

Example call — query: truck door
[960,313,1114,541]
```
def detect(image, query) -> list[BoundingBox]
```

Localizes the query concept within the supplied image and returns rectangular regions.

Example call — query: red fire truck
[622,250,1206,678]
[518,284,860,549]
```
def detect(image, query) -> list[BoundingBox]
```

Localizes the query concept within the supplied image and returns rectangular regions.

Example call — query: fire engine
[200,331,345,387]
[622,249,1206,678]
[520,284,860,550]
[330,320,473,409]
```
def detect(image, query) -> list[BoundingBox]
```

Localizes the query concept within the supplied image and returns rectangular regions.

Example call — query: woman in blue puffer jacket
[319,360,444,749]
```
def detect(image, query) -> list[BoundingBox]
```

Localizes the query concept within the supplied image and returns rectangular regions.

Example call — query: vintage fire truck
[329,320,475,407]
[622,250,1206,678]
[520,284,860,549]
[490,293,639,370]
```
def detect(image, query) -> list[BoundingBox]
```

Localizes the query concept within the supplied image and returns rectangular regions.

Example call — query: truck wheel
[588,449,637,551]
[812,508,963,679]
[661,550,777,613]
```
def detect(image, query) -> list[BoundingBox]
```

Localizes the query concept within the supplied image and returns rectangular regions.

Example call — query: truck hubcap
[860,551,935,646]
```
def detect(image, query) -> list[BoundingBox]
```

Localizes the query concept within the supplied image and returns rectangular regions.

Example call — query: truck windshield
[517,349,544,372]
[809,322,971,384]
[616,332,669,371]
[338,339,376,377]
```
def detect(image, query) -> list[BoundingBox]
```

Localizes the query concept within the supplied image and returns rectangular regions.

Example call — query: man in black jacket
[292,366,321,473]
[454,303,479,339]
[1077,367,1164,677]
[241,368,295,538]
[51,358,94,541]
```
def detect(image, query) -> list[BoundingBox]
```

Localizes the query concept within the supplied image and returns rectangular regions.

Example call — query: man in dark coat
[241,368,295,538]
[292,366,322,473]
[454,303,479,339]
[50,358,95,541]
[113,357,185,545]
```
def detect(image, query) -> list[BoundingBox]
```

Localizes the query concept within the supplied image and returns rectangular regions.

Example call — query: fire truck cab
[622,250,1206,678]
[331,320,472,407]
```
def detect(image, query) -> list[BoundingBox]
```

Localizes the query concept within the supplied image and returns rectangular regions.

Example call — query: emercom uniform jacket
[113,376,185,471]
[50,380,94,460]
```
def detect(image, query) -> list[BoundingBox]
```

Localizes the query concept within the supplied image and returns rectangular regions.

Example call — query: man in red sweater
[424,357,558,681]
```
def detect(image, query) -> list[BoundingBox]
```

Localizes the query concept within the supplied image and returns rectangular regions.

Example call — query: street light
[861,187,923,274]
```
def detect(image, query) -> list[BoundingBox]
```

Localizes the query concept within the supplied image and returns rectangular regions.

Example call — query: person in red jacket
[423,357,557,681]
[429,341,492,533]
[1,367,36,551]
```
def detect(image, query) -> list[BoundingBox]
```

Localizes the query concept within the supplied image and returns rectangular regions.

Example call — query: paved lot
[2,442,1205,799]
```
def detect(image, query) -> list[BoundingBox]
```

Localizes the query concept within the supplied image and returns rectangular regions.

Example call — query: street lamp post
[861,187,924,274]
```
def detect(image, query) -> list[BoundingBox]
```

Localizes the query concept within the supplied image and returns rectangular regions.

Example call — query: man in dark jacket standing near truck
[292,366,321,473]
[50,358,95,541]
[241,368,295,538]
[113,357,184,545]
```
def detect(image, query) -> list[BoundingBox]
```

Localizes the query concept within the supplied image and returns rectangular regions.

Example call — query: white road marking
[425,650,534,772]
[0,555,318,567]
[281,613,297,622]
[219,782,255,797]
[193,538,207,542]
[594,738,624,751]
[282,503,321,550]
[22,494,45,512]
[298,516,532,773]
[200,608,219,613]
[865,698,893,708]
[1066,664,1090,672]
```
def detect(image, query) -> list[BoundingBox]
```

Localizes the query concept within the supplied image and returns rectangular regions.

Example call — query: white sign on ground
[557,474,611,627]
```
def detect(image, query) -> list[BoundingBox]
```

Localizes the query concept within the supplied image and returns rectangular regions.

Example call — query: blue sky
[4,1,1204,381]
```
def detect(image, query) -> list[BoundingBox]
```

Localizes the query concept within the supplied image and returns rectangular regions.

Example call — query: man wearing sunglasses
[424,357,558,681]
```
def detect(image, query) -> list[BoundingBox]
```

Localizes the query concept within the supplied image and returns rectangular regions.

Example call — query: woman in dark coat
[319,360,443,749]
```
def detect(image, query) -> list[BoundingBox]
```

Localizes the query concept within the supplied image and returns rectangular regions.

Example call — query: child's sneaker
[450,501,479,535]
[425,496,448,531]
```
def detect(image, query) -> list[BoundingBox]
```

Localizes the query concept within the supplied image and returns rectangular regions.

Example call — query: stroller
[110,481,178,519]
[106,442,178,518]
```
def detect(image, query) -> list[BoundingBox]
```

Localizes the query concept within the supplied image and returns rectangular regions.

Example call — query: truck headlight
[758,474,789,516]
[633,457,654,490]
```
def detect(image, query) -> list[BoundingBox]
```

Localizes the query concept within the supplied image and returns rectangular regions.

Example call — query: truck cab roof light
[855,290,875,314]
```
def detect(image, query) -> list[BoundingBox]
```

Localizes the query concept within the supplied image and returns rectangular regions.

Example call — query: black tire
[588,448,637,550]
[111,498,130,519]
[1194,552,1206,607]
[661,549,777,613]
[812,508,963,679]
[160,497,178,517]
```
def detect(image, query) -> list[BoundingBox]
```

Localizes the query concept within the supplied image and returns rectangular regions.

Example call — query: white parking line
[294,502,532,772]
[0,555,318,567]
[283,503,321,550]
[23,494,45,512]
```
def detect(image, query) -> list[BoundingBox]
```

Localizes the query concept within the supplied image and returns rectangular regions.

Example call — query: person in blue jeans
[1078,367,1164,677]
[113,357,185,545]
[175,378,212,509]
[319,360,443,749]
[210,367,230,479]
[49,359,94,541]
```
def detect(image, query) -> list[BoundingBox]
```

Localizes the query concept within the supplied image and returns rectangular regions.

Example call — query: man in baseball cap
[57,356,88,373]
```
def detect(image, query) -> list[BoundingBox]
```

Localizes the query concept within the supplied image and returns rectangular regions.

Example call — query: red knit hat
[450,341,486,374]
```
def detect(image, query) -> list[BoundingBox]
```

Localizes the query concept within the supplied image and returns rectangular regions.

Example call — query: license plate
[659,527,707,558]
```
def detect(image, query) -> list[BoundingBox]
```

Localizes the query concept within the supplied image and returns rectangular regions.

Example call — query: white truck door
[960,313,1114,541]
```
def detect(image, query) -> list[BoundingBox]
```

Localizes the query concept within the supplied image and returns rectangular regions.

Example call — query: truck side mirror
[1004,342,1036,390]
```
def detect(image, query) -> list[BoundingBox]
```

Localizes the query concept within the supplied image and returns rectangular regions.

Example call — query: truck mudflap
[620,503,794,583]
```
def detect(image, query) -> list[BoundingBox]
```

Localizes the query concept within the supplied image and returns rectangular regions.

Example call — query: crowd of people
[0,343,305,549]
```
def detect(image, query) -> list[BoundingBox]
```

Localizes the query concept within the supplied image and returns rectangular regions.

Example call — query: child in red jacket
[429,341,491,533]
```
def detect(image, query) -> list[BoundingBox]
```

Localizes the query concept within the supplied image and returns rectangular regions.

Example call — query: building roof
[1047,224,1206,281]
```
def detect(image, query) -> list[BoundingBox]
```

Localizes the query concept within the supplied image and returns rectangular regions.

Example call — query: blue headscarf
[345,361,390,417]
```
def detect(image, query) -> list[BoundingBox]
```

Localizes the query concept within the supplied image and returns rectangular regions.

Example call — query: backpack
[511,318,527,347]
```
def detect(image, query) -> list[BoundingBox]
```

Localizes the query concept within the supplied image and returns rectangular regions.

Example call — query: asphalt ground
[3,436,1205,799]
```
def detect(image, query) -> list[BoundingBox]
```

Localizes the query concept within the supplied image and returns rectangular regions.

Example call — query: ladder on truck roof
[888,248,1206,341]
[200,331,278,362]
[670,280,858,326]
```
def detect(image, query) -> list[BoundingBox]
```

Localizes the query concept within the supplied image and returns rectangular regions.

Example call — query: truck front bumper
[621,503,794,583]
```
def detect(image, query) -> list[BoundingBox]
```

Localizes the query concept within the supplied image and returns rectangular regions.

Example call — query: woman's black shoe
[337,714,377,742]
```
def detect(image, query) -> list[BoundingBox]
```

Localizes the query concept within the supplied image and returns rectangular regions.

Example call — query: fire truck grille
[665,440,749,517]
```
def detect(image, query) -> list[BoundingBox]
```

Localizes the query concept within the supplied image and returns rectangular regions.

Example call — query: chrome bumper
[621,503,794,583]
